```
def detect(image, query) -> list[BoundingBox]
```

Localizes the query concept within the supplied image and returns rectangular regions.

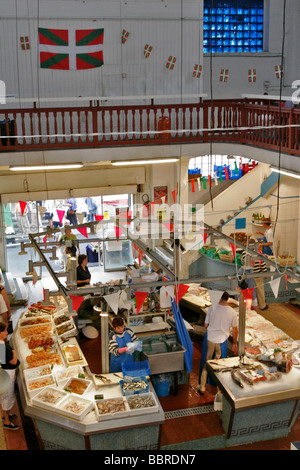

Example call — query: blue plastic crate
[119,376,150,396]
[122,360,150,378]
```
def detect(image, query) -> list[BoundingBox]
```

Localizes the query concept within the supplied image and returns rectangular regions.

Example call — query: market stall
[12,301,165,450]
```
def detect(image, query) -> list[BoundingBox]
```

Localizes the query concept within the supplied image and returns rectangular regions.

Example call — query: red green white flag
[144,44,152,58]
[220,68,229,82]
[121,29,130,44]
[20,36,30,50]
[275,65,284,79]
[166,56,176,70]
[193,64,202,78]
[248,68,256,82]
[38,27,104,70]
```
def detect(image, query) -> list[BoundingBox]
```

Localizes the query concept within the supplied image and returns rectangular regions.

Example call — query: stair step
[2,270,17,298]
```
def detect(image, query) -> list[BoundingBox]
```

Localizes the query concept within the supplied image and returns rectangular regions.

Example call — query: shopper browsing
[0,323,20,430]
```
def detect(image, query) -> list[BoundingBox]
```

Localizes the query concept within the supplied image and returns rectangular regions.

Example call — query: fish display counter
[206,356,300,447]
[12,303,165,450]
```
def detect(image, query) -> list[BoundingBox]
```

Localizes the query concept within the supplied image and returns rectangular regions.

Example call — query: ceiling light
[270,167,300,179]
[10,164,83,171]
[111,158,179,166]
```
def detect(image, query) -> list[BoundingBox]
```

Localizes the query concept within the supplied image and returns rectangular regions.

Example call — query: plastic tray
[122,360,150,378]
[125,392,159,416]
[61,376,93,396]
[54,365,84,385]
[94,397,130,422]
[26,374,55,398]
[57,395,93,421]
[23,365,53,381]
[119,376,149,396]
[31,386,68,412]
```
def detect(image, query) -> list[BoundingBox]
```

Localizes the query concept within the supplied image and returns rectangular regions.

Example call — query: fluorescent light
[111,158,179,166]
[270,167,300,180]
[10,164,83,171]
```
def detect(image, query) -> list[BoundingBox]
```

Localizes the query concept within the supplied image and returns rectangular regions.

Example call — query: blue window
[203,0,264,53]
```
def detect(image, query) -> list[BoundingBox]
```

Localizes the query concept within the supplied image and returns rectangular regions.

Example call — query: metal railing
[0,98,299,155]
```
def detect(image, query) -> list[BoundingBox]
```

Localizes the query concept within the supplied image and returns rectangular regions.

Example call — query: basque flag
[38,27,104,70]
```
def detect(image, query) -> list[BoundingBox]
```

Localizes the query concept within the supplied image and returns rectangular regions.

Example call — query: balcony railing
[0,98,299,155]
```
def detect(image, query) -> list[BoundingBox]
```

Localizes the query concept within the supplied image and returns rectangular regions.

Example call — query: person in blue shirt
[85,197,98,222]
[108,316,137,373]
[66,198,78,225]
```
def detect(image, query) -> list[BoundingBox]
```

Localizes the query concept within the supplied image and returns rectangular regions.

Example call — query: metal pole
[238,292,246,358]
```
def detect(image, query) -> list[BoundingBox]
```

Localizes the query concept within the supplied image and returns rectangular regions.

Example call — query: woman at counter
[76,254,91,287]
[0,323,20,430]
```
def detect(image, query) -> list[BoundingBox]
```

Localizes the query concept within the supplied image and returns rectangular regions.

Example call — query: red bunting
[241,287,254,301]
[191,179,195,192]
[70,295,85,312]
[95,215,104,221]
[163,222,174,232]
[175,284,189,304]
[115,226,122,238]
[172,190,176,203]
[285,274,288,290]
[230,242,236,259]
[150,202,156,215]
[56,209,65,224]
[224,166,229,180]
[77,226,88,238]
[135,291,148,314]
[208,175,212,187]
[19,201,27,216]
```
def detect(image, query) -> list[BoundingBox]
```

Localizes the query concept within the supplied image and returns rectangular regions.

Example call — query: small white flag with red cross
[248,69,256,82]
[166,56,176,70]
[220,68,229,82]
[121,29,130,44]
[144,44,152,58]
[275,65,284,79]
[193,64,202,78]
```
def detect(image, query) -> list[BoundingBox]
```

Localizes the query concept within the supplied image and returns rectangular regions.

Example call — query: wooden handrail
[0,99,299,156]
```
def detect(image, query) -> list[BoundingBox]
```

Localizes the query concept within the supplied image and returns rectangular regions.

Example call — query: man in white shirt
[198,291,238,394]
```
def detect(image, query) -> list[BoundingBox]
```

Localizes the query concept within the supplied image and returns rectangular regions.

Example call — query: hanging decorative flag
[121,29,130,44]
[114,226,123,238]
[248,69,257,82]
[135,291,149,314]
[219,169,223,182]
[175,284,190,304]
[230,242,236,259]
[208,175,212,187]
[234,161,239,174]
[193,64,202,78]
[70,295,85,311]
[20,36,30,50]
[275,65,284,79]
[76,213,85,224]
[224,166,229,180]
[191,179,195,192]
[19,201,27,216]
[144,44,152,58]
[95,215,104,221]
[241,287,254,302]
[171,189,176,203]
[202,176,206,189]
[77,226,88,238]
[197,178,201,191]
[103,292,121,315]
[32,268,38,285]
[166,56,176,70]
[214,172,218,186]
[220,68,229,82]
[269,277,281,298]
[38,27,104,70]
[56,209,65,224]
[209,290,223,311]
